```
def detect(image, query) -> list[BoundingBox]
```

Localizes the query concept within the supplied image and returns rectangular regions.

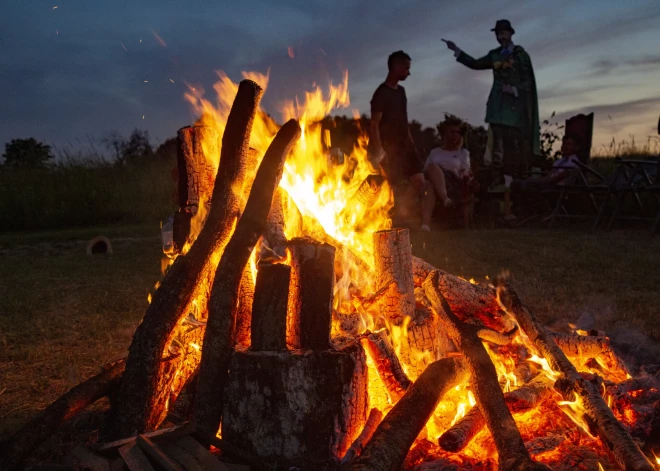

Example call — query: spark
[152,30,167,47]
[52,5,58,9]
[139,39,142,43]
[169,78,174,83]
[144,80,149,83]
[287,46,295,59]
[319,48,327,55]
[142,115,145,120]
[121,42,127,52]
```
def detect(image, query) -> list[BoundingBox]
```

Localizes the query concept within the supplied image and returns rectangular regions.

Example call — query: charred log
[0,359,126,471]
[439,374,554,452]
[373,228,415,325]
[347,357,468,471]
[234,264,254,349]
[423,271,551,471]
[110,80,263,439]
[500,284,655,471]
[360,329,412,402]
[251,263,291,351]
[195,119,301,436]
[286,238,336,350]
[341,408,384,465]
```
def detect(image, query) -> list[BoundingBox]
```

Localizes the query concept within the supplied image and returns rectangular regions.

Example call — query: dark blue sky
[2,0,660,155]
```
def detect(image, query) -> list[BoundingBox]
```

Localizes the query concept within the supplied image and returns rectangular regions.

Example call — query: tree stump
[373,228,415,326]
[222,343,368,468]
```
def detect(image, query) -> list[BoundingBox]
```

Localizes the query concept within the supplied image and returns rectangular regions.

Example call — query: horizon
[2,0,660,155]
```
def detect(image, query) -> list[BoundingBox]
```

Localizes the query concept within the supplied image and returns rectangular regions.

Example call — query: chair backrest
[565,113,594,164]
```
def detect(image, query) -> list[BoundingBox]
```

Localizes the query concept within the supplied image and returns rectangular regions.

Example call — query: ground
[1,223,660,446]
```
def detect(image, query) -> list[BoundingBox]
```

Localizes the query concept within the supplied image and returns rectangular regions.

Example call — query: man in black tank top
[368,51,431,228]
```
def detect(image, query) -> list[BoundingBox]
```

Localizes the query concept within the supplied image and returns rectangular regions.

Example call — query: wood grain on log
[347,357,468,471]
[500,284,655,471]
[110,80,263,439]
[251,264,291,351]
[423,272,551,471]
[286,238,336,350]
[439,374,554,452]
[0,359,126,471]
[360,330,411,402]
[373,229,415,325]
[195,119,301,436]
[222,345,368,468]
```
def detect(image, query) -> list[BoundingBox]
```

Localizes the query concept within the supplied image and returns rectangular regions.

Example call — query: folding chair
[545,161,610,231]
[604,158,660,231]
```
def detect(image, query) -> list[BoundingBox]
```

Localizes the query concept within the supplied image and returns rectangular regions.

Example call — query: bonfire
[3,73,660,471]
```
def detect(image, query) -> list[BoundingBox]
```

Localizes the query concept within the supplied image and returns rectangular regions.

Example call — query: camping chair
[544,161,610,230]
[604,158,660,231]
[565,113,594,164]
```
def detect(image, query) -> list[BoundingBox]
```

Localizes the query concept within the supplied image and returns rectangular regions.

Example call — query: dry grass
[1,224,659,454]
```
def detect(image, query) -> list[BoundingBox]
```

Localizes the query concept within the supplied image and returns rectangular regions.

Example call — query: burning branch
[500,284,655,471]
[423,271,552,471]
[195,119,301,435]
[360,329,412,402]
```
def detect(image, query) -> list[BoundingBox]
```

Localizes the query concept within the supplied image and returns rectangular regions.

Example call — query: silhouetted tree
[2,138,54,168]
[154,137,177,163]
[102,129,154,166]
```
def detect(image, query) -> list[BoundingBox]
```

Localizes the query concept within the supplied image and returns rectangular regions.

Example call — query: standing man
[443,20,540,186]
[368,50,433,229]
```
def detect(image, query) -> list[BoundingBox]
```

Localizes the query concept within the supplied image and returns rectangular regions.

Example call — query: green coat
[457,45,540,155]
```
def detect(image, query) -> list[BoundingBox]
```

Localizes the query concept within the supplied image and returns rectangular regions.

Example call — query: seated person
[421,116,478,231]
[509,133,582,219]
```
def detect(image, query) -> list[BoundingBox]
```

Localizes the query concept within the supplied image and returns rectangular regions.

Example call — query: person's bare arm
[369,111,384,161]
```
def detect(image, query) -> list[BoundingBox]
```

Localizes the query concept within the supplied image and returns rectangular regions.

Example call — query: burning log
[347,357,468,471]
[548,331,630,382]
[250,263,291,351]
[234,264,254,348]
[110,80,264,439]
[439,374,554,452]
[373,228,415,325]
[341,408,384,465]
[500,284,655,471]
[222,343,368,468]
[412,257,507,332]
[360,329,412,402]
[173,125,219,253]
[195,119,301,436]
[0,359,126,471]
[261,187,297,262]
[423,271,551,471]
[286,238,336,350]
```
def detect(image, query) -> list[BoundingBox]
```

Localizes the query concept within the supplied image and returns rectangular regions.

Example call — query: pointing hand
[441,39,458,52]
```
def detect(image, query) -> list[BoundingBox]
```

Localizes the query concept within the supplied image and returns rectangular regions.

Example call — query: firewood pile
[4,78,660,471]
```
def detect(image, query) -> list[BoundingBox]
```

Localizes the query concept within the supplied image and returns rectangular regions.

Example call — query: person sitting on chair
[421,116,479,231]
[509,133,581,220]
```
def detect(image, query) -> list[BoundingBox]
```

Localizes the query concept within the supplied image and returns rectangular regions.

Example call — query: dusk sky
[2,0,660,156]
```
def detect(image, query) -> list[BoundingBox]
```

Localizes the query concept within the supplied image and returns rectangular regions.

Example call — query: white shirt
[425,147,471,178]
[550,154,580,181]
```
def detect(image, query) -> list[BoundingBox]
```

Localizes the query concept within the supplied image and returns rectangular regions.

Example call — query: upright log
[234,264,254,348]
[251,263,291,351]
[373,228,415,325]
[0,359,126,471]
[347,358,468,471]
[423,271,551,471]
[500,285,655,471]
[195,119,301,436]
[286,238,336,350]
[439,374,554,452]
[109,81,264,439]
[360,329,411,402]
[173,125,221,253]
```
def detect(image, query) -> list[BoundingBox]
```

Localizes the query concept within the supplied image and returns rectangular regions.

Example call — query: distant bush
[2,138,54,168]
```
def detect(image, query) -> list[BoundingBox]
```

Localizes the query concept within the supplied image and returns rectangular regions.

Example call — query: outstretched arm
[442,39,492,70]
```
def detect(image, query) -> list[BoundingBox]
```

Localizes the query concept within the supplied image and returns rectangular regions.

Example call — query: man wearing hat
[443,19,540,186]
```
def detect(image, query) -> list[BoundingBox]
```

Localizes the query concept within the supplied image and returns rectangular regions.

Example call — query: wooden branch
[234,264,254,349]
[195,119,301,436]
[286,238,336,350]
[359,329,411,402]
[251,263,291,351]
[110,80,264,439]
[412,257,507,332]
[477,326,519,346]
[423,272,551,471]
[439,374,554,452]
[0,359,125,471]
[195,430,271,471]
[347,358,468,471]
[548,331,630,382]
[500,284,655,471]
[341,408,384,465]
[373,229,415,325]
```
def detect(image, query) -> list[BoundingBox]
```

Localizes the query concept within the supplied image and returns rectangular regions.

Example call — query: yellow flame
[190,343,200,351]
[558,392,593,436]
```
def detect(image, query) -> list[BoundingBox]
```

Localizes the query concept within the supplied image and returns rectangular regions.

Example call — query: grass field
[1,224,660,457]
